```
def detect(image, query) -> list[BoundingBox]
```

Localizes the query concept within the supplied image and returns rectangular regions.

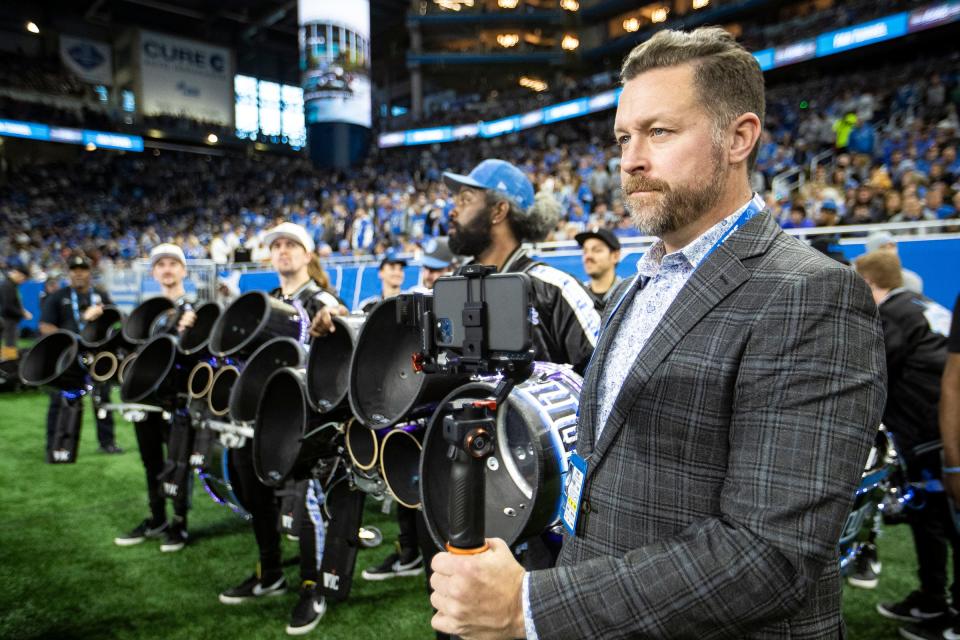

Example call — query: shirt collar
[635,193,763,277]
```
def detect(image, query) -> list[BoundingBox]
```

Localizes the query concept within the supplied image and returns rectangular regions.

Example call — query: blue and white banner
[138,30,234,126]
[0,118,144,152]
[59,35,113,85]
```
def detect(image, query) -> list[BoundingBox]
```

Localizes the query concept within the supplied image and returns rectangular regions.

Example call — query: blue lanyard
[70,288,101,331]
[695,194,765,270]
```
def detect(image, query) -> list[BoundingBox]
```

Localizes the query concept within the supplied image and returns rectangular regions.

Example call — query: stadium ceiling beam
[240,0,297,41]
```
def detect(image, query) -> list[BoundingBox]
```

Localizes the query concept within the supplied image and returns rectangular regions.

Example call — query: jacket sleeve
[0,282,25,320]
[527,266,887,639]
[528,265,601,374]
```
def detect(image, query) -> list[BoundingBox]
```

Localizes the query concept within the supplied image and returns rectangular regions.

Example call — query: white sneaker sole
[160,542,185,552]
[114,536,146,546]
[877,603,946,622]
[219,589,287,605]
[286,616,322,636]
[286,605,325,636]
[847,575,878,589]
[361,566,424,581]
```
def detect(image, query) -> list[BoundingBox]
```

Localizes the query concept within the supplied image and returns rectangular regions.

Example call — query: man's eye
[616,135,630,146]
[651,128,668,137]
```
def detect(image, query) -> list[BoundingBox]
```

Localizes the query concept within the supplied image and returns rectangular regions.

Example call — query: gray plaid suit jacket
[528,212,887,639]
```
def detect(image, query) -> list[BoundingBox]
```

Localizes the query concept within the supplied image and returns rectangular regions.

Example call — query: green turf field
[0,389,940,639]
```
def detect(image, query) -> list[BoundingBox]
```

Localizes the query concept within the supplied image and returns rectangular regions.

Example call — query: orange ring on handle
[446,542,490,555]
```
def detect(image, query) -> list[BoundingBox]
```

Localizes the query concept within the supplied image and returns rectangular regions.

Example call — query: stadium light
[497,33,521,48]
[85,142,97,151]
[434,0,474,10]
[498,0,519,8]
[560,0,579,10]
[692,0,710,8]
[519,76,548,92]
[26,21,40,34]
[651,7,669,23]
[623,17,640,32]
[206,133,219,144]
[561,34,579,50]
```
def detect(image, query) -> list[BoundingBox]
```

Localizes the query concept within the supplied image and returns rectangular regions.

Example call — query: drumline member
[39,254,122,458]
[114,244,198,552]
[218,222,347,637]
[357,251,408,313]
[574,227,624,312]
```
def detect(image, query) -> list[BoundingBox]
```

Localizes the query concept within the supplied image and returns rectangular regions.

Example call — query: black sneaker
[219,571,288,604]
[361,548,424,581]
[286,581,326,636]
[847,544,881,589]
[114,519,167,546]
[98,444,124,454]
[899,614,959,640]
[878,591,950,623]
[160,524,189,552]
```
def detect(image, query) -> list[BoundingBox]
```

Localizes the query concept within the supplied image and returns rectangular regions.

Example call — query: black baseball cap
[575,227,621,251]
[68,255,92,270]
[8,260,30,276]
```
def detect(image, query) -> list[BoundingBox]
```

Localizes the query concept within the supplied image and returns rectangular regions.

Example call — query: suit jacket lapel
[586,213,780,471]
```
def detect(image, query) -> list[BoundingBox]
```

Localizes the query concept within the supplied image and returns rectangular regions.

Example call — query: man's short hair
[620,27,766,169]
[854,250,904,290]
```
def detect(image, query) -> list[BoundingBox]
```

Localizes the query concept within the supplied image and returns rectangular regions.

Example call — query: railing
[771,166,804,201]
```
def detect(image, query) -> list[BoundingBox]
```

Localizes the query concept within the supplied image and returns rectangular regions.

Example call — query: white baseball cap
[262,222,315,253]
[150,243,186,267]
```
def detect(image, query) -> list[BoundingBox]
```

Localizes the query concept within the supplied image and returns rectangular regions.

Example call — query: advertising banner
[59,36,113,85]
[138,30,234,126]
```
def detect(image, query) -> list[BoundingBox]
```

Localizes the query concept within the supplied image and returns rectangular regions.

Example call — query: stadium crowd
[4,52,960,279]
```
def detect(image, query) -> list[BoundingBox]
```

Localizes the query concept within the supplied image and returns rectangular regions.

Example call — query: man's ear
[728,112,763,166]
[490,200,510,226]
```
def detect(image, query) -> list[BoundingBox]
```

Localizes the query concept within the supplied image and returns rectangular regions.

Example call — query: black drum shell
[307,314,364,416]
[348,298,468,429]
[79,306,129,352]
[19,330,87,391]
[178,302,222,356]
[229,337,304,423]
[254,367,340,487]
[119,334,180,404]
[123,297,176,345]
[209,291,305,359]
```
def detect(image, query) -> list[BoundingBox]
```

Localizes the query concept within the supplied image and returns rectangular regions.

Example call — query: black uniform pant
[134,411,190,525]
[906,489,960,603]
[45,384,116,451]
[231,441,322,583]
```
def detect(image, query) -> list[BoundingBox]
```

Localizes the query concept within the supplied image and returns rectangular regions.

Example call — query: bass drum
[838,426,900,573]
[196,438,251,520]
[420,362,582,549]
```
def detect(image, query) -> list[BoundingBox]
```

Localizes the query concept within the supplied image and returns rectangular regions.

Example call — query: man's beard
[448,208,493,257]
[623,150,725,237]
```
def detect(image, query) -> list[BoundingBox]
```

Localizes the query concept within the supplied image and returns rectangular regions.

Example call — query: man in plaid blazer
[428,27,887,640]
